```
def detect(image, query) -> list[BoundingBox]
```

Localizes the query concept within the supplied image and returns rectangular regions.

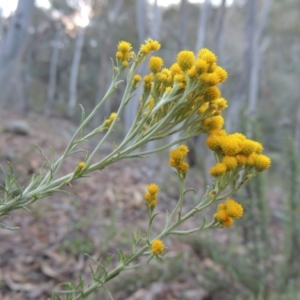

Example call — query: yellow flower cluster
[140,38,161,56]
[77,161,85,169]
[169,145,189,175]
[144,183,159,208]
[207,131,271,176]
[104,112,117,127]
[151,239,164,256]
[149,56,164,74]
[214,199,243,227]
[116,41,133,67]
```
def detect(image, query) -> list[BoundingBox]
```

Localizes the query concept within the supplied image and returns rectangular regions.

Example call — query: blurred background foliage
[0,0,299,299]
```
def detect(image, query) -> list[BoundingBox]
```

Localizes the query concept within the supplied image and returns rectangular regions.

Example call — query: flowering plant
[0,39,271,299]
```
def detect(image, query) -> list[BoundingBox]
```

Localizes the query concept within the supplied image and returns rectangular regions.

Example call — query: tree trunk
[195,0,210,51]
[212,0,226,60]
[247,0,272,136]
[45,28,63,116]
[68,27,85,118]
[0,0,35,111]
[226,0,256,132]
[124,0,148,132]
[178,0,187,50]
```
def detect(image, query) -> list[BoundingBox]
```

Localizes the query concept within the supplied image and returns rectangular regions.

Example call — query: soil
[0,112,214,300]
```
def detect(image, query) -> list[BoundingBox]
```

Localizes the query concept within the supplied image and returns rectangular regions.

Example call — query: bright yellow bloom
[202,116,224,132]
[253,154,271,171]
[240,139,258,156]
[222,156,238,170]
[105,112,117,127]
[200,73,220,86]
[187,65,197,78]
[198,48,217,65]
[214,209,228,222]
[214,66,228,83]
[149,56,163,73]
[151,239,165,255]
[117,41,132,53]
[198,102,209,114]
[178,161,189,174]
[209,162,227,176]
[133,74,142,82]
[147,183,159,195]
[170,63,182,75]
[206,134,222,152]
[122,61,129,67]
[204,86,221,102]
[178,144,189,156]
[78,162,85,169]
[225,199,243,219]
[236,154,248,165]
[195,59,208,73]
[149,199,157,208]
[222,217,234,227]
[116,51,123,59]
[177,50,195,71]
[212,98,228,110]
[220,135,240,156]
[140,39,161,55]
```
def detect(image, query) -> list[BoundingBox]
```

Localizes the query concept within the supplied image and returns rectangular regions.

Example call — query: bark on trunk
[0,0,35,111]
[68,27,85,118]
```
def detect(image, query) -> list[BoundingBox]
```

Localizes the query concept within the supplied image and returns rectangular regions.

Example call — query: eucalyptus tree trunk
[178,0,187,50]
[0,0,35,111]
[247,0,272,136]
[144,0,162,156]
[124,0,148,132]
[45,28,63,116]
[195,0,210,51]
[212,0,226,60]
[68,27,85,118]
[226,0,256,132]
[93,0,123,127]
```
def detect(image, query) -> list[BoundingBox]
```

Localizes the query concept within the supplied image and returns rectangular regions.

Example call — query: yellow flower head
[200,73,220,86]
[222,217,234,227]
[220,135,241,156]
[198,102,209,114]
[133,74,142,82]
[253,154,271,171]
[236,154,248,165]
[198,48,217,65]
[210,162,227,176]
[177,50,195,71]
[178,144,189,157]
[117,41,132,54]
[149,56,164,73]
[222,156,238,170]
[170,148,184,162]
[105,112,117,127]
[147,183,159,195]
[212,98,228,110]
[214,209,228,222]
[202,116,224,132]
[170,63,183,76]
[206,134,222,152]
[140,39,161,56]
[178,161,189,174]
[204,86,221,102]
[240,139,258,156]
[151,239,165,256]
[215,66,228,83]
[77,161,85,169]
[187,65,197,78]
[195,59,209,74]
[225,199,243,219]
